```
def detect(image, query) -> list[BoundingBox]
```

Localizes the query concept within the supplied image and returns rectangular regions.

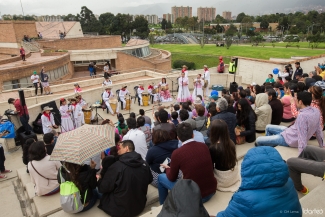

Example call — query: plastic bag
[0,121,15,138]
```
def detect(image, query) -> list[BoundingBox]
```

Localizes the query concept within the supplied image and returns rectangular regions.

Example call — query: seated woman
[216,147,302,216]
[22,138,35,173]
[27,141,61,196]
[209,119,240,192]
[255,93,272,133]
[145,129,179,187]
[58,160,99,213]
[281,83,296,122]
[235,99,257,143]
[159,78,173,102]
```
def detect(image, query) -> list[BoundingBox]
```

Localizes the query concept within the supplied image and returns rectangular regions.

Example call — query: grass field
[263,42,325,49]
[152,44,325,68]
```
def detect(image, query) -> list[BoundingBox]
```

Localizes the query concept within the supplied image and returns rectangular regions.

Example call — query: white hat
[42,106,53,112]
[104,85,112,90]
[251,82,257,86]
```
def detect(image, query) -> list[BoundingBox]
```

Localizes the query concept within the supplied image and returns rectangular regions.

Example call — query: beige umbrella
[50,124,115,164]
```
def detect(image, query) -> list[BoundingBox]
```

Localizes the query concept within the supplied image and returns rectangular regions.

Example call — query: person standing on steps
[31,71,43,96]
[20,46,26,61]
[203,65,210,98]
[40,67,52,95]
[8,98,33,133]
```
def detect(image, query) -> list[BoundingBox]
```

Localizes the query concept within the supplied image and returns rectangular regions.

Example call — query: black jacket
[238,110,256,143]
[269,99,283,125]
[157,179,209,217]
[146,140,178,174]
[98,151,153,217]
[57,165,97,204]
[208,111,237,144]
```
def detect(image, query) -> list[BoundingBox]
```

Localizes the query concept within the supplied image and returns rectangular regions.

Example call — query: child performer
[177,72,192,103]
[59,98,74,132]
[192,74,204,99]
[41,106,57,134]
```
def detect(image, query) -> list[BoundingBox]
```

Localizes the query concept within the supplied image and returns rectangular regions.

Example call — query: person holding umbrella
[41,106,58,134]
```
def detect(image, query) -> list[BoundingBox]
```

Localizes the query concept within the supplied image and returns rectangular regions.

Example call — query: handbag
[235,125,246,145]
[30,161,57,185]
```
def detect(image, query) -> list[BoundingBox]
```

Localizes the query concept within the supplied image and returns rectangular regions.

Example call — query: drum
[82,109,91,124]
[152,87,159,94]
[125,99,131,110]
[109,98,118,114]
[142,92,150,106]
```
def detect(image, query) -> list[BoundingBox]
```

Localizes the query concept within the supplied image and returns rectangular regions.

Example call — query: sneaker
[1,169,12,174]
[49,92,53,94]
[0,174,7,179]
[299,186,309,195]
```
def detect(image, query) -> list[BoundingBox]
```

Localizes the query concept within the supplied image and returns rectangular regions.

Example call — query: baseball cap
[209,94,219,101]
[33,71,37,74]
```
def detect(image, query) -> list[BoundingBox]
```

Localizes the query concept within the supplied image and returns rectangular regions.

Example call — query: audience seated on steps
[207,98,236,144]
[58,160,99,213]
[281,83,296,122]
[183,115,205,144]
[209,119,240,192]
[267,89,283,125]
[287,146,325,195]
[256,92,324,154]
[145,129,179,188]
[43,133,55,155]
[194,104,208,137]
[157,179,211,217]
[216,146,302,217]
[22,138,35,173]
[98,140,153,217]
[158,123,216,205]
[254,93,272,133]
[235,99,257,143]
[137,116,152,148]
[153,109,177,140]
[27,141,61,196]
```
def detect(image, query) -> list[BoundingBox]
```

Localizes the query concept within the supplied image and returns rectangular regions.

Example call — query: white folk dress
[203,69,210,97]
[177,76,192,102]
[59,105,75,132]
[192,78,204,99]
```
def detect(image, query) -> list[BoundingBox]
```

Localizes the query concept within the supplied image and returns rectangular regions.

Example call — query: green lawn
[152,44,325,68]
[262,42,325,49]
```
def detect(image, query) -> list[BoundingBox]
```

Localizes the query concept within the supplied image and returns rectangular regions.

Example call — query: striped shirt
[281,106,324,153]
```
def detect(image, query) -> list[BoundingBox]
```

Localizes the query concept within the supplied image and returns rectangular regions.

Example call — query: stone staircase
[22,41,41,53]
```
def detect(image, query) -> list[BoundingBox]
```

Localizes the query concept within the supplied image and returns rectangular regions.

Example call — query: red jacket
[166,141,217,198]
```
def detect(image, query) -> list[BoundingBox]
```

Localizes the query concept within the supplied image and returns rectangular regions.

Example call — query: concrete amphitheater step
[299,182,325,216]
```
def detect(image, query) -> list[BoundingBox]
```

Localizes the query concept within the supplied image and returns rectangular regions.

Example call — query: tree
[175,17,182,29]
[166,21,173,29]
[215,15,226,23]
[215,24,224,33]
[63,14,78,21]
[161,19,167,30]
[99,12,115,35]
[236,12,246,22]
[225,24,238,37]
[260,20,269,29]
[78,6,102,33]
[132,16,149,39]
[241,16,253,33]
[246,29,256,37]
[225,36,233,49]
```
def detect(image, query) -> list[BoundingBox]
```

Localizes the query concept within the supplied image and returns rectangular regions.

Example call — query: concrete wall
[38,36,122,50]
[66,22,83,39]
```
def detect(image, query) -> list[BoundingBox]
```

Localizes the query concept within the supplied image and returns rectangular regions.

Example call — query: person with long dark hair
[117,116,128,135]
[58,160,99,212]
[209,119,240,192]
[235,99,257,143]
[28,141,61,196]
[281,82,295,122]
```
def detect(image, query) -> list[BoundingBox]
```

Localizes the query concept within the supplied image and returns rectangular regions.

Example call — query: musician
[102,77,112,86]
[59,98,74,132]
[177,72,192,103]
[102,86,115,115]
[119,85,129,110]
[41,106,58,134]
[203,65,210,97]
[182,65,189,77]
[70,98,84,128]
[148,82,158,104]
[192,74,204,99]
[76,93,96,122]
[159,78,172,102]
[137,83,145,106]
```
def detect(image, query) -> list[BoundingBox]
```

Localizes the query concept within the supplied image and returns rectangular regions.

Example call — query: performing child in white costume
[102,77,112,86]
[119,85,129,110]
[59,98,74,132]
[148,82,158,104]
[102,86,116,115]
[203,65,210,97]
[192,74,204,99]
[70,98,84,128]
[137,83,145,106]
[182,65,189,77]
[177,72,192,103]
[41,106,58,134]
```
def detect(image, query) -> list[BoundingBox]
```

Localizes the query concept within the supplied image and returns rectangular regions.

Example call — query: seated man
[153,109,177,140]
[98,140,153,217]
[179,110,205,144]
[102,86,115,115]
[256,92,324,154]
[267,89,283,125]
[158,123,216,205]
[287,146,325,195]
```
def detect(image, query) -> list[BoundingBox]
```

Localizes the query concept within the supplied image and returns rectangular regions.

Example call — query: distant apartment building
[163,13,174,23]
[222,11,232,20]
[37,15,64,22]
[145,15,159,24]
[171,6,192,23]
[197,7,216,22]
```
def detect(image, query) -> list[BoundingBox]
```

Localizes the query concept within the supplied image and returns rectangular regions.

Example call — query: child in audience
[117,116,128,135]
[265,74,275,83]
[171,112,179,126]
[276,77,284,85]
[273,83,284,99]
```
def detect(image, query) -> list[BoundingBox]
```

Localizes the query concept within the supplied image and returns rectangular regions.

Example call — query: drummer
[102,86,115,115]
[119,85,129,110]
[148,82,158,104]
[137,83,145,106]
[76,93,96,121]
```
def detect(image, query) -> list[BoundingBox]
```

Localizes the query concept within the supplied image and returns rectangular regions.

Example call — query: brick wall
[0,21,38,43]
[0,51,31,65]
[115,52,171,73]
[0,22,16,43]
[0,53,73,90]
[38,36,122,50]
[0,48,20,55]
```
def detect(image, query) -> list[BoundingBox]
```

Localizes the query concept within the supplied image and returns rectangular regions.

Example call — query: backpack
[59,167,88,213]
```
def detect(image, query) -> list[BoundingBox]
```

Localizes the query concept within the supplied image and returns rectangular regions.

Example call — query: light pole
[20,0,25,20]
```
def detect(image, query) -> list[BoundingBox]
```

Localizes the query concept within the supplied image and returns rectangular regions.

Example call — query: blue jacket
[217,147,302,217]
[146,140,178,174]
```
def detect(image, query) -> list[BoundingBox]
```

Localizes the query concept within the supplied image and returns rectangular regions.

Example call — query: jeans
[20,115,33,132]
[0,146,5,171]
[256,124,289,147]
[33,83,43,95]
[158,174,214,205]
[81,188,102,212]
[287,146,325,191]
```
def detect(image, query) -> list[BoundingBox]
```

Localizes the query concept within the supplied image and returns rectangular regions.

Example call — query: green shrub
[173,60,195,70]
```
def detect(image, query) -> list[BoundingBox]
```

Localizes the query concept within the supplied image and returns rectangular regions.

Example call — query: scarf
[140,87,144,90]
[182,69,186,73]
[204,68,208,72]
[43,112,51,121]
[148,85,153,89]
